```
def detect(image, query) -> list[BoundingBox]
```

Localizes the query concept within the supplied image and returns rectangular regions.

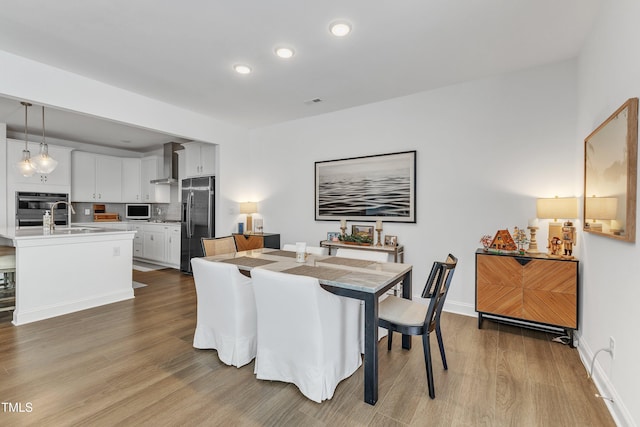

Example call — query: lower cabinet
[134,223,180,268]
[78,222,180,268]
[233,233,280,251]
[475,250,579,345]
[143,228,166,261]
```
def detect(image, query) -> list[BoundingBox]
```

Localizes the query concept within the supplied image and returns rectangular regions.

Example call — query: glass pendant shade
[31,105,57,174]
[17,149,36,177]
[32,143,58,174]
[15,101,36,177]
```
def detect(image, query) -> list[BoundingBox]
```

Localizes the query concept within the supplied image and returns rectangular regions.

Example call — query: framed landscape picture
[315,150,416,223]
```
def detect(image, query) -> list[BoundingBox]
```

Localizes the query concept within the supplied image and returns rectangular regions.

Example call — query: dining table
[203,248,413,405]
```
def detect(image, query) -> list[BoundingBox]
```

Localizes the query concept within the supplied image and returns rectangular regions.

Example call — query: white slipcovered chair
[191,257,257,368]
[335,248,390,352]
[251,268,362,403]
[282,243,328,256]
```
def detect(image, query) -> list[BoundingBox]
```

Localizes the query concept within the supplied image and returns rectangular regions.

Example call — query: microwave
[125,204,151,220]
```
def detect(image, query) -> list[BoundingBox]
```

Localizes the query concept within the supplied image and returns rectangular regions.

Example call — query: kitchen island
[0,226,136,325]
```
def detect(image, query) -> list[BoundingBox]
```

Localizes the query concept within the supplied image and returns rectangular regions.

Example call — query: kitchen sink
[52,227,101,234]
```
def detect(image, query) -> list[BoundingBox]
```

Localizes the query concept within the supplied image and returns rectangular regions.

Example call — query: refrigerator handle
[186,191,193,238]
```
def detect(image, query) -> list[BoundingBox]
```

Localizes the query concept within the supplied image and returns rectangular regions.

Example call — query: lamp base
[246,214,253,234]
[588,222,603,232]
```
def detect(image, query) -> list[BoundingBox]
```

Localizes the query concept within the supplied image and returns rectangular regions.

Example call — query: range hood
[151,142,183,184]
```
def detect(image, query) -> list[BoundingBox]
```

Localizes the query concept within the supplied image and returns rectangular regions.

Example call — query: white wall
[577,1,640,425]
[244,60,579,316]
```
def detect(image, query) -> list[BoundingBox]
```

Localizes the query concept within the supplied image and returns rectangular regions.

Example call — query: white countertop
[0,226,136,241]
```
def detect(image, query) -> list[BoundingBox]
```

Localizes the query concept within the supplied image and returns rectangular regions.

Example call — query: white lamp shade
[239,202,257,214]
[585,196,617,220]
[536,197,578,220]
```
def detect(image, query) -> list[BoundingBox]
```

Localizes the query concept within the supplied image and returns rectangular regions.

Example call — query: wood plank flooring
[0,268,615,426]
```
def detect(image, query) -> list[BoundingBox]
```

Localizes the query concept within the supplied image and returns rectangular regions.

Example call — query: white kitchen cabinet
[122,158,142,202]
[166,225,181,267]
[96,155,122,202]
[131,223,144,258]
[140,156,169,203]
[71,152,122,202]
[143,226,166,261]
[182,142,216,178]
[7,139,72,191]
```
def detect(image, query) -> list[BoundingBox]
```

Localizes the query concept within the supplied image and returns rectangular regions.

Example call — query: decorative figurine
[489,229,517,252]
[479,234,493,251]
[548,236,563,257]
[562,220,576,259]
[513,227,529,254]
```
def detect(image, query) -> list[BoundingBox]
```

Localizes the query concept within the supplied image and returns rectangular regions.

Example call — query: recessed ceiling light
[329,21,352,37]
[234,64,252,75]
[275,47,295,59]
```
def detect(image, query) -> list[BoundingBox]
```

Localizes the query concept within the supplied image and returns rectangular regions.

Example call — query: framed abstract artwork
[315,151,416,223]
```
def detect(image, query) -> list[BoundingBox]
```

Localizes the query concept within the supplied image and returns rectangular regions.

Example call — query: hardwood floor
[0,268,614,426]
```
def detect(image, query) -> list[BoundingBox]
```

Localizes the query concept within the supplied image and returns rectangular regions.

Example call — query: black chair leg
[387,330,393,350]
[422,333,435,399]
[435,323,447,370]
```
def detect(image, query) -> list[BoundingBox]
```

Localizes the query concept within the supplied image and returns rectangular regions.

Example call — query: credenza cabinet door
[476,252,578,330]
[522,260,577,328]
[476,255,522,319]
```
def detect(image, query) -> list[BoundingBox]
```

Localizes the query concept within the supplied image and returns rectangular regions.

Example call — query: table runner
[220,257,278,268]
[282,265,350,281]
[318,256,375,268]
[263,250,296,258]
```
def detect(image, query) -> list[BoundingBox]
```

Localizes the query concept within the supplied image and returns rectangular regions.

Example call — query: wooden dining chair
[378,254,458,399]
[201,236,237,256]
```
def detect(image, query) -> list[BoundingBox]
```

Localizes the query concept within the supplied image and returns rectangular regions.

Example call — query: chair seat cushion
[379,296,427,327]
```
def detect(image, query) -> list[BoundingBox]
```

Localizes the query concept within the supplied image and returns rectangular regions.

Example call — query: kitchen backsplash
[72,202,181,223]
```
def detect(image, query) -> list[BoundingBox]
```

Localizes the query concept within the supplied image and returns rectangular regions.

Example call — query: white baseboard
[577,336,636,427]
[12,289,134,326]
[443,299,476,318]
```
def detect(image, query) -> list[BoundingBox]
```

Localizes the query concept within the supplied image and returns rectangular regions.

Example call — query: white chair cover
[251,268,362,403]
[335,247,389,262]
[335,248,390,352]
[191,257,257,368]
[282,243,328,256]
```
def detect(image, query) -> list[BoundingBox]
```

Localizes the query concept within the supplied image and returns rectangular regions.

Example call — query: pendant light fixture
[31,105,58,174]
[15,101,36,177]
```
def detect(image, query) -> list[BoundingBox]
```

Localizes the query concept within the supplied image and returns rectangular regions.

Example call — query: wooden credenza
[475,249,578,345]
[233,233,280,251]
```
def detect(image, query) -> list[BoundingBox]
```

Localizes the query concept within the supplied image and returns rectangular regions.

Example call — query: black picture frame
[315,150,416,222]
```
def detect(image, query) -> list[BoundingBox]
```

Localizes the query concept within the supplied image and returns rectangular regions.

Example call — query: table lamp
[239,202,257,234]
[585,196,617,232]
[536,196,578,243]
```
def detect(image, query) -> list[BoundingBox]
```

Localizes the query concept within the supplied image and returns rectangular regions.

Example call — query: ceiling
[0,0,601,151]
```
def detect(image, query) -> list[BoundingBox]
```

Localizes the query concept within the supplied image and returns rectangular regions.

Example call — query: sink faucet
[50,201,76,230]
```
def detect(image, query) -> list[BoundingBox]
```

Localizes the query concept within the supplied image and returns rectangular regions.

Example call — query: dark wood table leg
[401,270,412,350]
[363,292,378,405]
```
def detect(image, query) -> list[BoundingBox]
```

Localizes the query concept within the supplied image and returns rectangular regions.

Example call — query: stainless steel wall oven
[15,192,69,228]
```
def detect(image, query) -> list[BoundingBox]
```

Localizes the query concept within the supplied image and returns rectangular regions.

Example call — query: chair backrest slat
[202,236,237,256]
[421,254,458,332]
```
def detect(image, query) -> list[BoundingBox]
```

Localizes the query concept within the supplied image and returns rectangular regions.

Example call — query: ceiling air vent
[304,98,323,105]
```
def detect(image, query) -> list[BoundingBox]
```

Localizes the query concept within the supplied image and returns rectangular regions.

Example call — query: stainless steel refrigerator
[181,176,215,273]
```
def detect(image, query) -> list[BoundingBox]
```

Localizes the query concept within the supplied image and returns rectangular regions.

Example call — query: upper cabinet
[182,142,216,178]
[122,158,142,202]
[71,152,122,202]
[6,139,72,192]
[141,156,169,203]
